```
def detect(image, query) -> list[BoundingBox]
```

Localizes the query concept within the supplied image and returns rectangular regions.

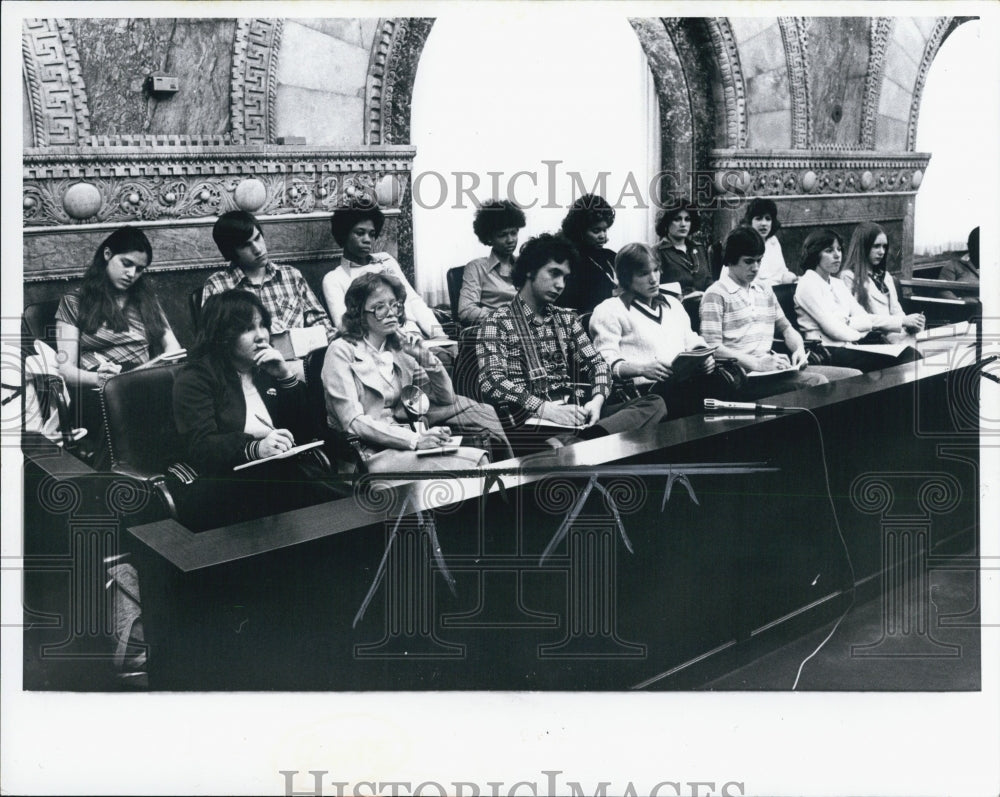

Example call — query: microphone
[703,398,791,413]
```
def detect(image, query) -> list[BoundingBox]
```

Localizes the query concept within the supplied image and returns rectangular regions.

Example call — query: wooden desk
[121,351,979,690]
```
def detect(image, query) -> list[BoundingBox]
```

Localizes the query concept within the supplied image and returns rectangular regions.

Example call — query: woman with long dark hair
[56,226,181,389]
[841,222,924,343]
[172,290,337,528]
[654,200,712,295]
[322,272,511,471]
[557,194,618,314]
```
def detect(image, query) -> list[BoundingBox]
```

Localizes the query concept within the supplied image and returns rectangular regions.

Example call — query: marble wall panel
[747,109,793,149]
[729,17,779,45]
[295,18,366,47]
[745,68,791,114]
[277,21,369,96]
[875,115,910,150]
[883,38,921,95]
[806,17,869,147]
[912,17,940,39]
[273,86,364,146]
[893,17,931,65]
[736,24,788,74]
[71,18,235,137]
[877,78,914,122]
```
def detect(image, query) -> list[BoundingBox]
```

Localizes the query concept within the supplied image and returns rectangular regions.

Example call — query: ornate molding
[907,17,969,151]
[703,18,747,148]
[22,145,416,226]
[708,149,932,198]
[231,18,283,145]
[860,17,893,150]
[778,17,812,148]
[21,18,91,146]
[365,18,434,145]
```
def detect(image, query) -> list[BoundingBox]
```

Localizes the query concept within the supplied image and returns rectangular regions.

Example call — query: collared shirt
[699,273,789,357]
[657,240,712,294]
[55,291,157,371]
[202,261,335,339]
[476,294,611,414]
[458,251,517,325]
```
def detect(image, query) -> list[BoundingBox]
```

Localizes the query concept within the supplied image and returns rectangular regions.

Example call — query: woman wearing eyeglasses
[322,272,512,472]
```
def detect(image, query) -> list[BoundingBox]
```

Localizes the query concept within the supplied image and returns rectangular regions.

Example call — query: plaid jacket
[476,295,611,415]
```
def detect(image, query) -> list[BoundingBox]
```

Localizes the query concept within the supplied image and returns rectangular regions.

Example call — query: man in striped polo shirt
[699,227,860,400]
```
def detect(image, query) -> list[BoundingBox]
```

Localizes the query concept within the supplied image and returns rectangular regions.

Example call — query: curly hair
[75,226,167,348]
[337,271,407,348]
[843,222,888,311]
[560,194,616,246]
[330,202,386,248]
[511,233,578,289]
[800,229,844,272]
[655,199,701,239]
[193,289,272,367]
[472,199,527,246]
[740,197,781,238]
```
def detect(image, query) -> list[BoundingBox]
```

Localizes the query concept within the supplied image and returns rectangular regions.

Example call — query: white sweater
[589,294,706,385]
[322,254,441,338]
[794,269,873,344]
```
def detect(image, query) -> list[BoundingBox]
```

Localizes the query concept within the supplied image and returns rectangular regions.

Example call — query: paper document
[416,436,463,456]
[232,439,324,471]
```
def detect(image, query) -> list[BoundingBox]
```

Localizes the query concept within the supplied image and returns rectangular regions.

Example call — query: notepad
[916,321,972,341]
[232,439,324,471]
[271,328,328,359]
[522,417,585,430]
[415,436,463,456]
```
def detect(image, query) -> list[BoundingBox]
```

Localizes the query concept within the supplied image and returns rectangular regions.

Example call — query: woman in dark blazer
[556,194,618,315]
[172,289,336,528]
[655,199,712,295]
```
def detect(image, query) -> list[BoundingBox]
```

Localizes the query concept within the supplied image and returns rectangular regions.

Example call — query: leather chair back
[772,282,799,332]
[101,363,186,481]
[446,266,465,325]
[22,299,61,354]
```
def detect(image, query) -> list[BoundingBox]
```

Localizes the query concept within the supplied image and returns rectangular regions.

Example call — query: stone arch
[859,17,894,150]
[364,18,435,145]
[778,17,812,148]
[21,18,91,147]
[230,18,283,145]
[907,16,976,151]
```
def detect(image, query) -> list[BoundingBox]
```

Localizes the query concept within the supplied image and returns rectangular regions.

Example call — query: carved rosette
[860,17,893,150]
[365,18,435,146]
[778,17,812,148]
[708,150,931,198]
[23,147,415,226]
[703,18,747,149]
[231,18,283,145]
[21,18,91,146]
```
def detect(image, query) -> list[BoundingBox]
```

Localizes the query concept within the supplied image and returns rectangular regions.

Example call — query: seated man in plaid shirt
[203,210,335,343]
[476,233,666,451]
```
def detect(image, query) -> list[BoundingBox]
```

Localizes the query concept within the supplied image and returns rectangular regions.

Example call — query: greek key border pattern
[907,17,967,151]
[231,18,283,145]
[778,17,812,148]
[860,17,893,150]
[21,18,91,146]
[22,146,416,226]
[704,18,747,148]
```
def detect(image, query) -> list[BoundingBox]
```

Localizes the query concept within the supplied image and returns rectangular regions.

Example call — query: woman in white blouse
[840,221,924,344]
[589,243,718,417]
[794,229,918,371]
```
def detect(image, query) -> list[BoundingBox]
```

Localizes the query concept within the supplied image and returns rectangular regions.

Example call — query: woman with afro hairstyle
[457,199,526,325]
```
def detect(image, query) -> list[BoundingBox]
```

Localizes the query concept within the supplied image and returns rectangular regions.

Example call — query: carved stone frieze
[709,150,932,198]
[702,18,747,149]
[23,146,416,226]
[231,18,283,145]
[778,17,812,148]
[365,18,435,146]
[860,17,893,150]
[907,17,969,151]
[21,18,91,146]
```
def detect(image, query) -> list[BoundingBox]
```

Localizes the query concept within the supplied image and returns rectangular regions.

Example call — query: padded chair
[22,299,61,355]
[100,363,188,517]
[681,294,702,334]
[451,325,483,402]
[446,266,465,327]
[302,347,370,473]
[708,241,725,282]
[772,282,799,332]
[188,287,204,329]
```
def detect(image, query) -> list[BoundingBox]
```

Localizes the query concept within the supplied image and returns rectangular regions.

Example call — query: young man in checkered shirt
[476,233,665,452]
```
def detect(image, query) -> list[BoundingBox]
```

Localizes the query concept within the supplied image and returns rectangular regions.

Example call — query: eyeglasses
[364,301,404,321]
